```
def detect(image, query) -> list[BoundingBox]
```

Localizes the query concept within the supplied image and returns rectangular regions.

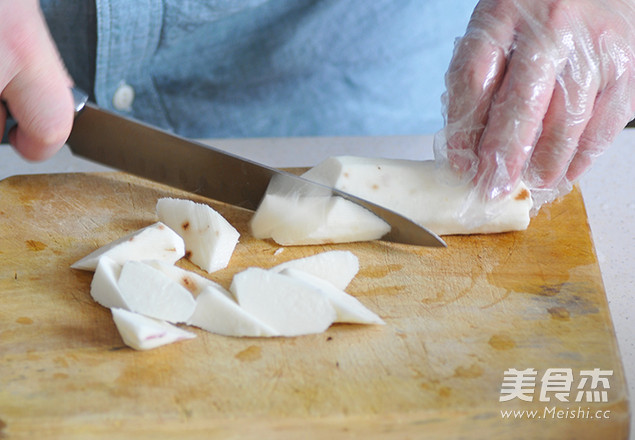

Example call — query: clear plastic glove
[435,0,635,216]
[0,0,74,160]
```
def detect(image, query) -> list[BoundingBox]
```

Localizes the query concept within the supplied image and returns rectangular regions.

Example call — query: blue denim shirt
[41,1,475,138]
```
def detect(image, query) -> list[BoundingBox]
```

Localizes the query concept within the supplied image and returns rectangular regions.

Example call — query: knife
[64,88,445,247]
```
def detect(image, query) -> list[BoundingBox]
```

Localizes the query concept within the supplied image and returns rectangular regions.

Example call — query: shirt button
[112,82,135,111]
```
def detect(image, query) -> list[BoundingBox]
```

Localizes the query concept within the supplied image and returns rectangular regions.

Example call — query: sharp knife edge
[66,100,446,247]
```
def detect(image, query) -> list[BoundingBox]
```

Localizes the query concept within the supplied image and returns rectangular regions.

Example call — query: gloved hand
[436,0,635,213]
[0,0,74,161]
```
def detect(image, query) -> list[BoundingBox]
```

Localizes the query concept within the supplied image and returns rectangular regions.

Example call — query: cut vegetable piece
[90,256,128,309]
[270,250,359,290]
[250,193,325,241]
[302,156,532,235]
[279,268,384,325]
[144,259,227,298]
[250,193,390,246]
[301,197,391,244]
[230,268,337,336]
[156,198,240,273]
[117,261,196,323]
[111,308,196,351]
[71,222,185,271]
[188,285,279,337]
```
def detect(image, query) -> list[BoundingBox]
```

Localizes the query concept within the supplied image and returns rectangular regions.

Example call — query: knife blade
[65,93,446,247]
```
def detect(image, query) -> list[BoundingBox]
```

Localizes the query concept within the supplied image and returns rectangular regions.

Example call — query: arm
[0,0,75,160]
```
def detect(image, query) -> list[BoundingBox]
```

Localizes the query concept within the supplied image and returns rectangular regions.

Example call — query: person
[1,0,633,213]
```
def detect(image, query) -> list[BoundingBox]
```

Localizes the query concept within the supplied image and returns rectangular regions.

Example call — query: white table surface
[1,132,633,437]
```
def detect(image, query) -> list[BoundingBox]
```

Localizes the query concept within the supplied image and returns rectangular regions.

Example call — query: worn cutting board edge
[0,171,630,439]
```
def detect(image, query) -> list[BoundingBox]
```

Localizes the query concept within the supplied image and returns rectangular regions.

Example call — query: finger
[443,1,517,174]
[5,79,74,161]
[566,79,634,182]
[525,68,598,189]
[0,0,74,161]
[474,23,559,200]
[444,33,507,174]
[566,8,635,182]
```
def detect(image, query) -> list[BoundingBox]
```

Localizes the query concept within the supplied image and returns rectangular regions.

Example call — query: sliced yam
[250,194,330,242]
[117,261,196,323]
[156,198,240,273]
[90,256,128,309]
[71,222,185,271]
[143,259,226,298]
[302,197,391,244]
[279,268,384,325]
[111,308,196,351]
[270,250,359,290]
[230,268,337,337]
[188,285,279,337]
[250,193,389,246]
[302,156,532,235]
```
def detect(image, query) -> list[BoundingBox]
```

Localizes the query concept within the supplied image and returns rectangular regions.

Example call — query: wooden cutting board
[0,172,629,439]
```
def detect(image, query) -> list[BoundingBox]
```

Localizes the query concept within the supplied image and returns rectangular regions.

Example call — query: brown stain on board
[356,285,407,298]
[547,307,571,321]
[25,240,47,251]
[488,334,516,350]
[358,264,403,279]
[235,345,262,363]
[115,355,177,390]
[110,340,186,394]
[15,317,34,325]
[54,356,69,368]
[453,364,483,379]
[438,386,452,398]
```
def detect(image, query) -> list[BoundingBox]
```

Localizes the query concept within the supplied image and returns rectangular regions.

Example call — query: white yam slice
[156,198,240,273]
[143,259,226,298]
[270,250,359,290]
[279,268,384,325]
[230,268,337,336]
[111,308,196,351]
[71,222,185,271]
[250,193,390,246]
[302,156,532,235]
[187,285,279,337]
[117,261,196,323]
[90,256,128,309]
